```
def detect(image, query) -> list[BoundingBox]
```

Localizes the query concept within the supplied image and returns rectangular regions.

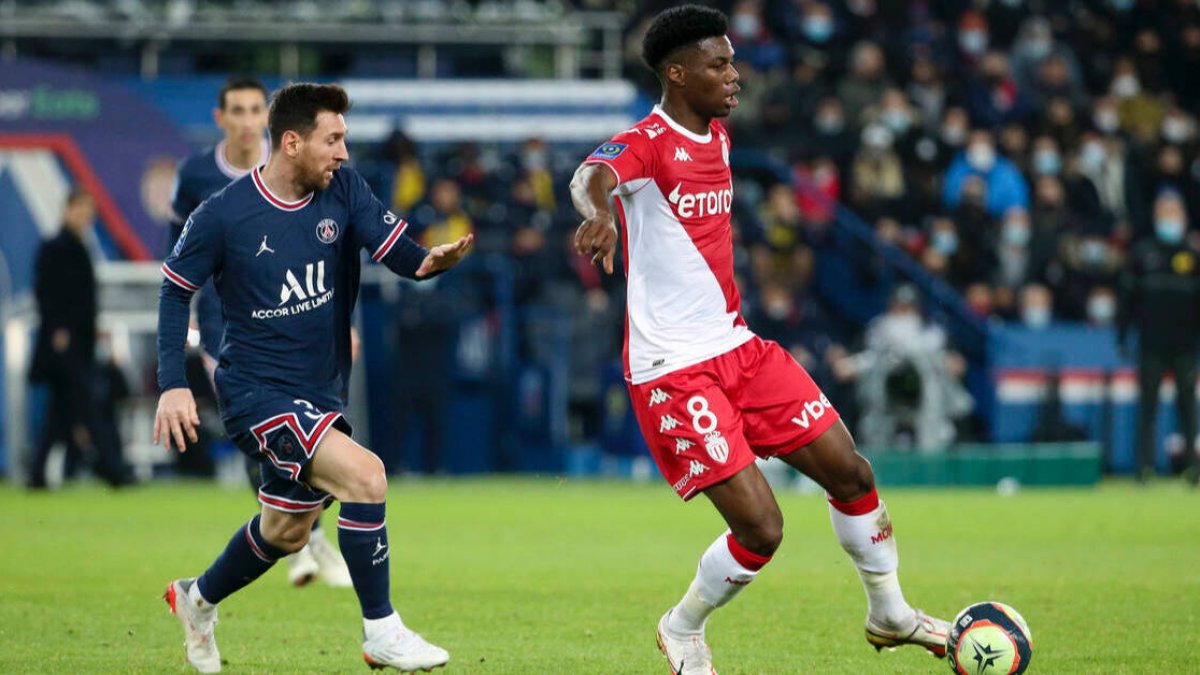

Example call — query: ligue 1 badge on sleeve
[316,218,339,244]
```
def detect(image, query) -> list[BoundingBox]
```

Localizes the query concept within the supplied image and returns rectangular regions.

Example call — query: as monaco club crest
[316,218,339,244]
[705,431,729,464]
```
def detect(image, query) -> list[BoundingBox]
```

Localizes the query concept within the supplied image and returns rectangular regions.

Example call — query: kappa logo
[675,438,695,455]
[648,388,671,406]
[790,393,832,429]
[704,431,730,464]
[659,415,683,433]
[672,459,709,492]
[279,261,327,305]
[719,132,730,166]
[256,235,275,257]
[674,146,693,162]
[667,181,734,219]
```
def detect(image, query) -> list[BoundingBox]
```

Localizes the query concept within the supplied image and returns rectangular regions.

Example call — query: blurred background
[4,0,1200,491]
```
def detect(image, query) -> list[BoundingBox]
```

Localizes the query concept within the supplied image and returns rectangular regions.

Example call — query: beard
[297,161,334,193]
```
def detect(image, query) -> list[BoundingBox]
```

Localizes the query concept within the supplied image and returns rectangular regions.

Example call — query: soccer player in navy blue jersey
[158,83,471,673]
[170,75,354,589]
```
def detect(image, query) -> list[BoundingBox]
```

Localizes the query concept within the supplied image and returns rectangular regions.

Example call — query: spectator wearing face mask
[1029,135,1064,178]
[943,130,1031,217]
[966,51,1034,128]
[1050,232,1123,320]
[1141,144,1200,239]
[1117,189,1200,483]
[849,123,908,220]
[1011,17,1084,101]
[1017,282,1055,330]
[1086,286,1118,327]
[837,41,893,123]
[992,207,1046,302]
[1065,131,1144,241]
[1109,57,1165,146]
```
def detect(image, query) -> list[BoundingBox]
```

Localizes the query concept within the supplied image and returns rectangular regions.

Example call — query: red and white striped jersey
[585,106,752,384]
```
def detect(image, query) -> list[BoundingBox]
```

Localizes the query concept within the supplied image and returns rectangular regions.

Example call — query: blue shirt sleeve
[157,206,222,391]
[344,169,430,278]
[170,158,200,223]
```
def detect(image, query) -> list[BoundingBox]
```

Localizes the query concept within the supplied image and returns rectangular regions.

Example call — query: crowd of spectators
[360,1,1200,446]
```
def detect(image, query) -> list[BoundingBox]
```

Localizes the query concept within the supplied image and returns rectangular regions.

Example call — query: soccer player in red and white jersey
[570,6,949,673]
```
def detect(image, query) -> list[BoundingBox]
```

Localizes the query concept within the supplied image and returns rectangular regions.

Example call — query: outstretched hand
[574,213,618,274]
[416,233,474,278]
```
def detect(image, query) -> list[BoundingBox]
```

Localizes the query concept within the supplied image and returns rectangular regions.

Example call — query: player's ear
[664,62,687,88]
[212,107,223,127]
[281,130,301,157]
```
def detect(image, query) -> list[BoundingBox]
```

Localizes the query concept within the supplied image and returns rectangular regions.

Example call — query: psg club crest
[274,434,297,460]
[315,218,339,244]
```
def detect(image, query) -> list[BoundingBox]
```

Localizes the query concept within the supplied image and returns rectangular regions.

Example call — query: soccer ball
[946,601,1033,675]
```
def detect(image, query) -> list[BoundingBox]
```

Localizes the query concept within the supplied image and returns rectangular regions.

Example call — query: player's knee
[344,457,388,503]
[262,517,312,553]
[735,514,783,556]
[825,451,876,503]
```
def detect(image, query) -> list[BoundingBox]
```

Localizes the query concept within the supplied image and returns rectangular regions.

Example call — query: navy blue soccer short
[227,392,351,513]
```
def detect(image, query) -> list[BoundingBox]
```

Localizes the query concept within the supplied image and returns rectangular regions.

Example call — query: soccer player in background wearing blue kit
[158,83,472,673]
[170,75,354,589]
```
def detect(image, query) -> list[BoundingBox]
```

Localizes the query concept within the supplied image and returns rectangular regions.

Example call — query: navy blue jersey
[168,138,271,250]
[158,166,427,420]
[168,138,270,356]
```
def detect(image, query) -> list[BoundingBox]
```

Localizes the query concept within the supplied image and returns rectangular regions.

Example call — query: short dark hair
[642,4,728,73]
[267,83,351,149]
[218,76,267,110]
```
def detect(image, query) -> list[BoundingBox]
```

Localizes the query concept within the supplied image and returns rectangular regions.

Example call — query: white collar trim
[653,105,712,144]
[215,137,270,180]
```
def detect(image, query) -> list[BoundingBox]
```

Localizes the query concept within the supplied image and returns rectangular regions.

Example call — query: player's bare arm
[569,162,619,274]
[154,387,200,453]
[415,233,475,278]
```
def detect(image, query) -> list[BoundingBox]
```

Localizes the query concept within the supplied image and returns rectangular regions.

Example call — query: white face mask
[967,143,997,171]
[1021,37,1052,60]
[1094,109,1120,133]
[732,13,761,39]
[1003,223,1031,246]
[1162,117,1193,143]
[1080,142,1107,171]
[1111,74,1141,98]
[1022,305,1052,329]
[1088,296,1116,324]
[881,108,911,133]
[942,125,967,146]
[960,30,988,55]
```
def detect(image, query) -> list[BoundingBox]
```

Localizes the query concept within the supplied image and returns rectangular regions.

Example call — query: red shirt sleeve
[583,127,656,187]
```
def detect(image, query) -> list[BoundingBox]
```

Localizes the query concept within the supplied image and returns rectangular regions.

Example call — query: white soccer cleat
[656,611,717,675]
[163,578,221,673]
[865,608,950,658]
[362,620,449,672]
[308,528,354,588]
[286,544,320,587]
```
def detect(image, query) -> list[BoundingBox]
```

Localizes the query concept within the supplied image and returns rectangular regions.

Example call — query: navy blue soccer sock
[195,514,286,605]
[337,502,394,619]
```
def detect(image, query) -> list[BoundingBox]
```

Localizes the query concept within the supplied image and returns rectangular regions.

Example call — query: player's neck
[260,159,309,201]
[223,139,263,171]
[659,99,710,136]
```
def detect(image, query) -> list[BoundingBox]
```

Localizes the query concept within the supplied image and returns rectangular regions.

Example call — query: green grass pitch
[1,478,1197,673]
